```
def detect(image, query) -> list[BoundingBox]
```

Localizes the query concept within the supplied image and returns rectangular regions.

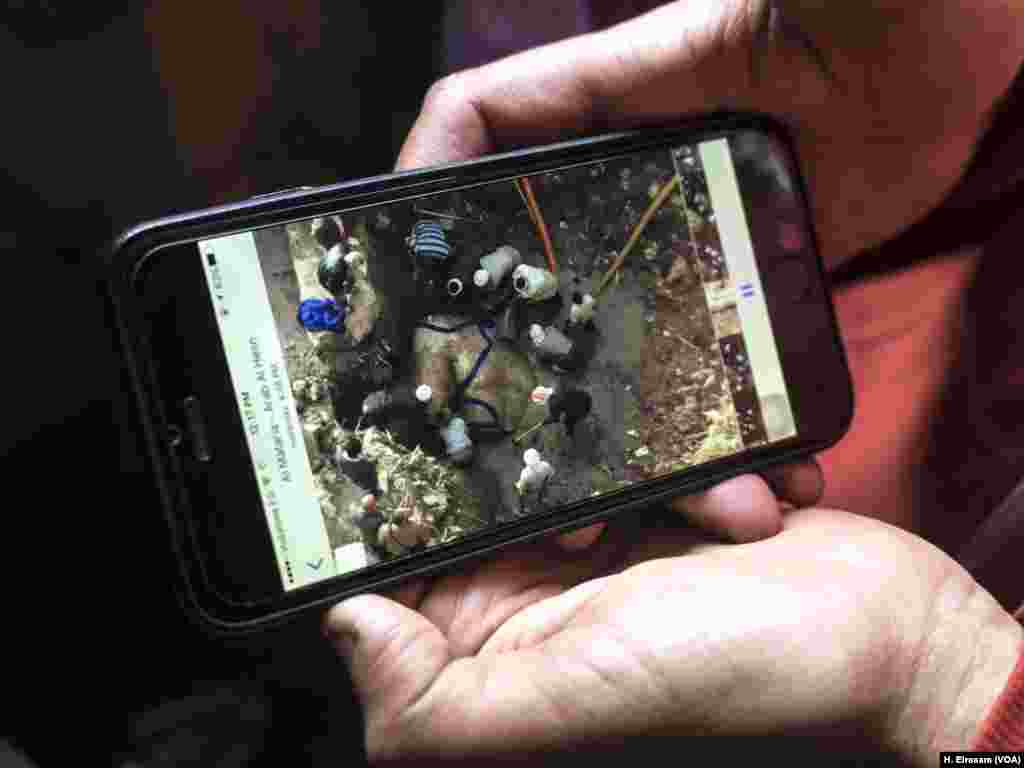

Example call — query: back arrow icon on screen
[307,558,324,570]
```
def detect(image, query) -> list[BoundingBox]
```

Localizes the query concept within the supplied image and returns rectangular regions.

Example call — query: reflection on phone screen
[198,135,798,590]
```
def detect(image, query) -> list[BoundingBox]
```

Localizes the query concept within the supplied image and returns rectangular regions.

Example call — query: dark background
[1,2,674,764]
[1,2,448,765]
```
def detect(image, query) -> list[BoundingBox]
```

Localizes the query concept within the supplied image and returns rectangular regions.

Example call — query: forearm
[889,580,1023,764]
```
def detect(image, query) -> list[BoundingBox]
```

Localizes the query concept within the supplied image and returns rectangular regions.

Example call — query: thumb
[323,594,450,720]
[670,459,823,543]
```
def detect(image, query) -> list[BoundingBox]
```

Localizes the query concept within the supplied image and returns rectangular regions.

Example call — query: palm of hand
[333,508,963,761]
[332,3,1024,761]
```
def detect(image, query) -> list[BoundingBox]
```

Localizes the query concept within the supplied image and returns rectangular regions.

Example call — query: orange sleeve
[973,639,1024,750]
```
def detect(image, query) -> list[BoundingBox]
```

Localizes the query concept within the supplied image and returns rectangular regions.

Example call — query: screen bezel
[108,115,854,633]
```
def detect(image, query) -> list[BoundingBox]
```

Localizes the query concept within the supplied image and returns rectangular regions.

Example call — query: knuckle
[423,71,473,111]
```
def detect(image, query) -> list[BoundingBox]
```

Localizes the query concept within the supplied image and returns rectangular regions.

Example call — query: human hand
[325,2,1024,761]
[325,502,1022,765]
[398,0,1023,270]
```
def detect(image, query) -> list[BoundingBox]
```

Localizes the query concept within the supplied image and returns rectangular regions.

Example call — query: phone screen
[197,134,802,591]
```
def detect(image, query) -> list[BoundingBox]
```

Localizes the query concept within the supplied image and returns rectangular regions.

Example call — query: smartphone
[108,116,853,634]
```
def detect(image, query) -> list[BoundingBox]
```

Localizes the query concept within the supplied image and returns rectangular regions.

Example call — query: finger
[323,594,450,718]
[323,592,614,763]
[671,474,782,543]
[556,522,607,551]
[761,458,824,508]
[387,576,431,610]
[330,619,646,763]
[395,3,752,171]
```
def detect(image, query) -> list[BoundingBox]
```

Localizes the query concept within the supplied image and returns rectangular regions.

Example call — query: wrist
[887,580,1023,765]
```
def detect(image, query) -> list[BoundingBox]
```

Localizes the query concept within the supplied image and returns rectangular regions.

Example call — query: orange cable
[518,176,558,274]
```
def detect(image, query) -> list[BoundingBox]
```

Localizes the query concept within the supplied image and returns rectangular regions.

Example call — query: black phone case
[105,114,854,636]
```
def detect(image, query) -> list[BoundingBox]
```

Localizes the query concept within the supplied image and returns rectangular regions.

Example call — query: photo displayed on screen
[199,135,798,590]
